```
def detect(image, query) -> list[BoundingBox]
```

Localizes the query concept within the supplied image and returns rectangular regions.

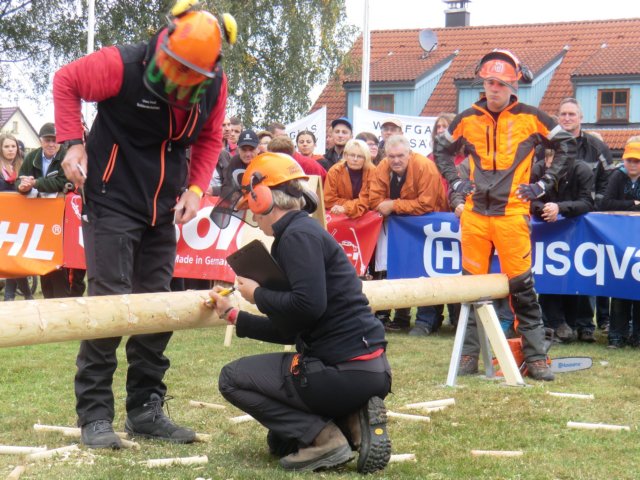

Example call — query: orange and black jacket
[54,35,227,226]
[434,96,576,217]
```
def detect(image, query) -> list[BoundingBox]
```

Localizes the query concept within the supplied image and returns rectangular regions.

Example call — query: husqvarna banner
[387,212,640,301]
[0,193,65,277]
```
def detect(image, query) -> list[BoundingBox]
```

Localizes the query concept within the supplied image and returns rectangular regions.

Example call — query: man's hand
[17,176,36,193]
[173,189,201,224]
[452,179,475,196]
[236,275,259,304]
[541,202,559,222]
[376,199,395,217]
[516,181,545,200]
[330,204,346,215]
[454,204,464,218]
[61,144,88,188]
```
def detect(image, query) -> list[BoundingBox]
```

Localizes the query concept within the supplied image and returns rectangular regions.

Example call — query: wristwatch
[63,138,84,148]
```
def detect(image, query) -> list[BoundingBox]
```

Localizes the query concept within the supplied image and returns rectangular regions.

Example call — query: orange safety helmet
[475,49,533,85]
[237,152,310,213]
[144,10,223,108]
[157,10,222,87]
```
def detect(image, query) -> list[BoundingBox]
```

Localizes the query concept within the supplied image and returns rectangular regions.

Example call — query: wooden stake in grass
[26,444,80,462]
[6,465,26,480]
[0,446,47,455]
[471,450,524,457]
[229,414,256,424]
[223,325,234,347]
[389,453,417,463]
[405,398,455,409]
[548,392,594,400]
[567,421,630,432]
[387,411,431,422]
[189,400,227,410]
[143,455,208,468]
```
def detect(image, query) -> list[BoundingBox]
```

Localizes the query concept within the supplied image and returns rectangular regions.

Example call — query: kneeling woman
[209,153,392,473]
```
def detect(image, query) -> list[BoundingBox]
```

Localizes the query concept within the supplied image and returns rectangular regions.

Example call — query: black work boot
[81,419,122,449]
[125,394,196,443]
[356,396,391,474]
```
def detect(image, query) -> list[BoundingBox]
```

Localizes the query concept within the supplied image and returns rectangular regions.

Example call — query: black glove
[516,181,545,200]
[452,179,475,196]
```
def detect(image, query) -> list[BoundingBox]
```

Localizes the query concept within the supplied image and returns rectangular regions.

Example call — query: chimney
[443,0,471,28]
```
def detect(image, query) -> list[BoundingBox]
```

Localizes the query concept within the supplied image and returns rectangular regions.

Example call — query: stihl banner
[0,192,65,277]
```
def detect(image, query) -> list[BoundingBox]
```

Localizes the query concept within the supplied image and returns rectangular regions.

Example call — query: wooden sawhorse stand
[446,301,526,387]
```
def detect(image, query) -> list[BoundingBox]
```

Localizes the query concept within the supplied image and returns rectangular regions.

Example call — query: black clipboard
[226,240,290,291]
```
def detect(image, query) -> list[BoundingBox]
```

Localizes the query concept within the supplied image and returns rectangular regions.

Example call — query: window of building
[369,94,394,113]
[12,121,18,134]
[598,89,629,123]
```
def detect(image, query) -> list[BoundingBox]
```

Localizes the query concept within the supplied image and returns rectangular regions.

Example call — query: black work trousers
[40,268,70,298]
[219,352,391,447]
[75,202,176,426]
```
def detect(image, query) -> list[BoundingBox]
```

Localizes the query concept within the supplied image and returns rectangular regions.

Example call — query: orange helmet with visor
[144,10,222,108]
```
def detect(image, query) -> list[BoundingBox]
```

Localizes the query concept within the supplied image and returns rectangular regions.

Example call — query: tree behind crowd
[0,0,356,125]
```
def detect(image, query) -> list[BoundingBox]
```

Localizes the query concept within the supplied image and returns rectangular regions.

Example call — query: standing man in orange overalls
[434,49,576,381]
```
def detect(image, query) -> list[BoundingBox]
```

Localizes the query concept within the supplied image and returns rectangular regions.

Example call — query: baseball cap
[622,141,640,160]
[38,122,56,138]
[331,117,352,131]
[381,117,402,129]
[237,129,259,148]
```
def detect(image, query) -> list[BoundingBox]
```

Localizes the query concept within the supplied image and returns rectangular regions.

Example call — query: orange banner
[0,192,65,277]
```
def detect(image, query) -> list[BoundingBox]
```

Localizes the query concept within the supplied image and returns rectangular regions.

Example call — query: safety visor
[143,38,217,110]
[622,142,640,161]
[477,59,519,85]
[209,170,258,229]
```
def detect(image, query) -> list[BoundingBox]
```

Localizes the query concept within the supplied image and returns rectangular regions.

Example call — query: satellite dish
[419,29,438,58]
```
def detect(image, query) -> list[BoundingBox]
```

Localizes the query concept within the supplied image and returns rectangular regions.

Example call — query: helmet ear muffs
[247,184,273,215]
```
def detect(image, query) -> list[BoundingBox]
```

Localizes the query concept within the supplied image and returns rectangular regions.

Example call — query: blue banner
[387,212,639,301]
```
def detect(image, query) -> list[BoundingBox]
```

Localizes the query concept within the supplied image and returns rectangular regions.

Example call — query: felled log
[0,275,508,348]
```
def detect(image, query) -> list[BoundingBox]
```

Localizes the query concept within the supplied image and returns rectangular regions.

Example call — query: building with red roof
[312,7,640,154]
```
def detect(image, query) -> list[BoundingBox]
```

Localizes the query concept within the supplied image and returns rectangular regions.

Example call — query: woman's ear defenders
[246,172,274,215]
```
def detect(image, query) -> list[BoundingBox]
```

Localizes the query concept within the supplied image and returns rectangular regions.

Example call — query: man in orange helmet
[53,7,231,449]
[434,49,576,382]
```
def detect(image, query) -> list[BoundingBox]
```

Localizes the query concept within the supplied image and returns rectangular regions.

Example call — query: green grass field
[0,320,638,479]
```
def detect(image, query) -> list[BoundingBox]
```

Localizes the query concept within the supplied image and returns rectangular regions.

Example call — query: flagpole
[360,0,371,110]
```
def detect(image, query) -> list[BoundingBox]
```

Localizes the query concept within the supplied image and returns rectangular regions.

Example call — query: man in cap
[378,117,403,159]
[434,49,576,381]
[220,129,260,198]
[17,122,75,298]
[53,5,231,448]
[320,117,353,171]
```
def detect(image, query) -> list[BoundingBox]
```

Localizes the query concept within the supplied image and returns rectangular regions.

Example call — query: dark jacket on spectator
[530,159,594,218]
